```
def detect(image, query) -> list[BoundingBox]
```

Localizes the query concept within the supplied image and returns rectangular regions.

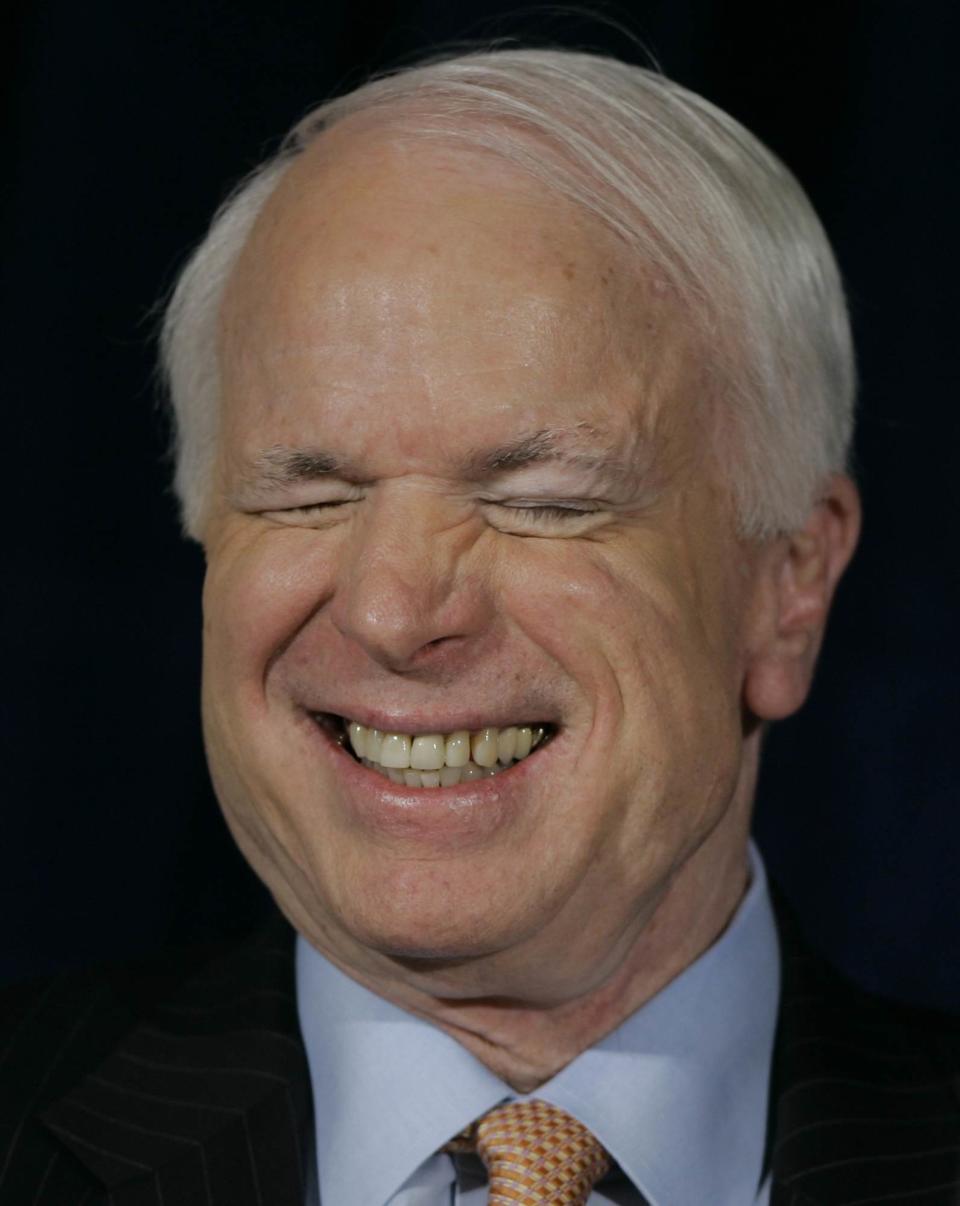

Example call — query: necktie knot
[449,1098,610,1204]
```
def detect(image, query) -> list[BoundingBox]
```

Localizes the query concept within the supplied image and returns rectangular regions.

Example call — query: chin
[331,861,541,966]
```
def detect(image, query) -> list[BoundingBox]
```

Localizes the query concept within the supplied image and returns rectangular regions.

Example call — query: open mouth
[317,714,555,789]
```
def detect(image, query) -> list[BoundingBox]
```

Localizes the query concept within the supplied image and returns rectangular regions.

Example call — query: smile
[330,717,551,789]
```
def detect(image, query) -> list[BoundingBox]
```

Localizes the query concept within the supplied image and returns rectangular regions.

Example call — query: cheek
[502,538,745,792]
[203,527,340,691]
[501,538,739,703]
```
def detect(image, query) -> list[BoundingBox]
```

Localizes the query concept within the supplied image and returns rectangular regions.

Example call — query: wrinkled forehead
[216,119,708,473]
[222,114,696,339]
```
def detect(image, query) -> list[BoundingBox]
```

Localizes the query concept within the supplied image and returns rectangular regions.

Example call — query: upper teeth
[345,721,545,771]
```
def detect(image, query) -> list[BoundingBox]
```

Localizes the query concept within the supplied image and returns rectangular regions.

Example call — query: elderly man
[3,48,958,1206]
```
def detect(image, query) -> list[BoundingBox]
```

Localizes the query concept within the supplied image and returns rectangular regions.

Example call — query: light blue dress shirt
[296,843,780,1205]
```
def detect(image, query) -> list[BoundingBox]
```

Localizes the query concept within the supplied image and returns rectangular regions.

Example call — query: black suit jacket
[2,905,958,1205]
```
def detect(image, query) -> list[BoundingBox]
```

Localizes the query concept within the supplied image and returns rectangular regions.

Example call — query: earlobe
[743,474,861,722]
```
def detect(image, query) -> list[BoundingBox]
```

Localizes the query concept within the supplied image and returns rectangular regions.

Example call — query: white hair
[160,48,855,540]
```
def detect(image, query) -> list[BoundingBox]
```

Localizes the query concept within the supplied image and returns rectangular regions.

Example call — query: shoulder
[771,904,960,1205]
[0,938,235,1103]
[0,922,293,1204]
[776,905,960,1069]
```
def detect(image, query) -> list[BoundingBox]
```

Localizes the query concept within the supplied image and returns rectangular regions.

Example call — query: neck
[420,826,752,1090]
[312,799,754,1092]
[292,743,762,1092]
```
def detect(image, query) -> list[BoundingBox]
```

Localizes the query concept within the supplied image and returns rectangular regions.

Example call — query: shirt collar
[296,941,505,1206]
[296,842,780,1206]
[537,842,780,1205]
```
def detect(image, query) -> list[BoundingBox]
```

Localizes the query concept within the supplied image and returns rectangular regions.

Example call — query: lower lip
[305,714,554,846]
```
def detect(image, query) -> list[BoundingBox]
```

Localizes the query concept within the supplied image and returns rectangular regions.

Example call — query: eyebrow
[460,428,635,481]
[242,427,638,492]
[249,446,345,483]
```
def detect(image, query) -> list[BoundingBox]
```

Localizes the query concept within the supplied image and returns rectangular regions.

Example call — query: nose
[327,489,492,673]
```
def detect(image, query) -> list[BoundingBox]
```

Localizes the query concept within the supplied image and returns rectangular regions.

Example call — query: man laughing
[4,48,958,1206]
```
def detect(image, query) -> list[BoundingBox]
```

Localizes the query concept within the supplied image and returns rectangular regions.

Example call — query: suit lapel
[769,904,960,1205]
[41,916,311,1206]
[37,898,960,1205]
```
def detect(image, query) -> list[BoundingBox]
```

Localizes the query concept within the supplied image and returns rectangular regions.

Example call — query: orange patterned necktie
[446,1098,611,1204]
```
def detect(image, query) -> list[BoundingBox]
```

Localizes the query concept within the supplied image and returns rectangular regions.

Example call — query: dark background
[3,1,958,1006]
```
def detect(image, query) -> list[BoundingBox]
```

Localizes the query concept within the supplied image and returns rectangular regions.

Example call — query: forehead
[217,121,702,475]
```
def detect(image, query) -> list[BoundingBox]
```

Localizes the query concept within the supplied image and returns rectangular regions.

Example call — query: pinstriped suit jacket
[2,904,958,1206]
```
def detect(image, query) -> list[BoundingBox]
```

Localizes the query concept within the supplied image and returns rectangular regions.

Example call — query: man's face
[202,126,766,1002]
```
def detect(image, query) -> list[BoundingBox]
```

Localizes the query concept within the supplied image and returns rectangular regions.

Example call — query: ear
[743,474,861,722]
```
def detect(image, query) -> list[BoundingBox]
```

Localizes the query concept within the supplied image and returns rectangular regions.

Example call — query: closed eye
[483,500,607,535]
[506,504,595,521]
[259,498,359,525]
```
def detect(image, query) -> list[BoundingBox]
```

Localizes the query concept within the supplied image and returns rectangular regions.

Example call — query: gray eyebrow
[242,427,637,492]
[461,428,636,482]
[471,429,558,473]
[250,445,345,482]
